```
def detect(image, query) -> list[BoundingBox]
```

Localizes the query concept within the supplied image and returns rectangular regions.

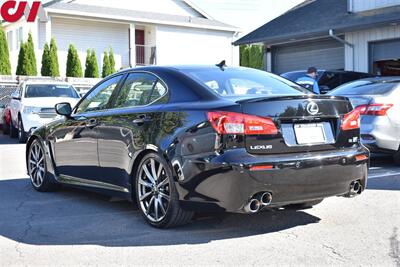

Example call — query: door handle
[86,118,98,128]
[132,114,152,125]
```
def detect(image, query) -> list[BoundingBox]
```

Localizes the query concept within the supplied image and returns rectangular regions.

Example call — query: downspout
[329,29,355,71]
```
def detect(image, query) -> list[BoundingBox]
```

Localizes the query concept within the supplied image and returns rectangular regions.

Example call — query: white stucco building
[3,0,239,76]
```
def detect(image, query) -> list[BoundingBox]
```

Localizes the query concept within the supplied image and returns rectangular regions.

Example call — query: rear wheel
[27,139,57,192]
[18,119,27,143]
[135,153,193,228]
[286,199,323,210]
[9,119,17,138]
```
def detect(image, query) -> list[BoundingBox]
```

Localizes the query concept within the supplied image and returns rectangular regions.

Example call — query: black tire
[135,152,193,228]
[2,122,10,135]
[18,119,27,143]
[286,199,323,210]
[393,150,400,165]
[9,119,17,138]
[27,139,58,192]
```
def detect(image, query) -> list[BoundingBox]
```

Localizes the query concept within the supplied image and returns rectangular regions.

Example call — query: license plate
[294,123,326,145]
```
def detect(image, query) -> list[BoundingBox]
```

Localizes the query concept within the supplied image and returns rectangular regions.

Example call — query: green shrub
[16,42,27,75]
[0,26,11,75]
[102,50,111,78]
[240,45,264,70]
[41,43,51,76]
[108,47,116,74]
[49,38,60,77]
[25,33,37,76]
[85,49,99,78]
[66,44,83,77]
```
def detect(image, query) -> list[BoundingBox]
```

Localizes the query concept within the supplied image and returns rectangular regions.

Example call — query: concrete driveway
[0,133,399,266]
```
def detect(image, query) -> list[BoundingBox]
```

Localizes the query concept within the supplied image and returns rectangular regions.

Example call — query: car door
[52,75,124,182]
[9,84,23,126]
[96,72,168,190]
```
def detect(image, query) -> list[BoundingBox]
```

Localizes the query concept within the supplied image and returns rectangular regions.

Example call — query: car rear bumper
[361,115,399,152]
[177,146,369,213]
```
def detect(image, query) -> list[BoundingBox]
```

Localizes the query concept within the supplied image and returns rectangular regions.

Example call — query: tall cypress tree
[66,44,83,77]
[85,49,99,78]
[41,43,51,76]
[0,26,11,75]
[49,38,60,77]
[108,47,116,74]
[25,33,37,76]
[102,51,111,78]
[16,42,27,75]
[90,49,99,78]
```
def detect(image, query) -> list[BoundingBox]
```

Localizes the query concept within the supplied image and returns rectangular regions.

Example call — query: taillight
[355,104,393,116]
[207,111,278,135]
[341,109,360,131]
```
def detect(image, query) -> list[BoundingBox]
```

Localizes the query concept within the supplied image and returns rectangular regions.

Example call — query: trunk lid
[236,95,358,154]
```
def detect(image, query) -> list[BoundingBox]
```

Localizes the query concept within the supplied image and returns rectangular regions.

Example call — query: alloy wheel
[28,141,45,188]
[137,158,171,223]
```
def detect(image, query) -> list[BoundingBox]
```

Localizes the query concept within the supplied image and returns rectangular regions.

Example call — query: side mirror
[11,92,21,100]
[55,102,72,117]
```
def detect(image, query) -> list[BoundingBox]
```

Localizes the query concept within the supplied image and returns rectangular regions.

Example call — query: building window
[16,27,23,50]
[6,31,13,51]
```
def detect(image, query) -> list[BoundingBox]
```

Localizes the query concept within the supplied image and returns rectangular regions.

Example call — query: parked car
[26,66,369,228]
[328,77,400,164]
[9,81,81,143]
[1,104,11,135]
[281,70,375,94]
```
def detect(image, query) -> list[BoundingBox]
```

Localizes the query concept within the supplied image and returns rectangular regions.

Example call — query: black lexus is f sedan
[26,65,369,228]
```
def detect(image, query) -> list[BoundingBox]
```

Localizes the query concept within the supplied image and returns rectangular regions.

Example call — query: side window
[76,75,122,113]
[114,73,166,108]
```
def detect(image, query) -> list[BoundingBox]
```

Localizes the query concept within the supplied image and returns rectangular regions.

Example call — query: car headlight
[23,106,41,114]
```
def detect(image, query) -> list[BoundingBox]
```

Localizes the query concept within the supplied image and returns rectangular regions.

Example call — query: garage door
[370,39,400,76]
[272,39,344,74]
[51,17,129,76]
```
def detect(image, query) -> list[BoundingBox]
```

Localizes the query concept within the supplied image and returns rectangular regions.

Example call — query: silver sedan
[329,77,400,164]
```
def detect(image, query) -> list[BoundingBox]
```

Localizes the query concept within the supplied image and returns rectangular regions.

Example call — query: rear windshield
[329,80,399,96]
[186,68,306,98]
[25,84,80,98]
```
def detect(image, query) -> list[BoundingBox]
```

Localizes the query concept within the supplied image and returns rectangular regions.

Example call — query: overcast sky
[191,0,304,34]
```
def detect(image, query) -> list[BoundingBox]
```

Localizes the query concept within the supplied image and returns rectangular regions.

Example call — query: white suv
[9,81,81,142]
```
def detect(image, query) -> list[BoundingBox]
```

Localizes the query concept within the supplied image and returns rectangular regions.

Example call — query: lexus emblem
[306,102,319,115]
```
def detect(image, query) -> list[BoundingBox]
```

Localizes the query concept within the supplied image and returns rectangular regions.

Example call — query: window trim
[109,70,169,110]
[72,73,126,115]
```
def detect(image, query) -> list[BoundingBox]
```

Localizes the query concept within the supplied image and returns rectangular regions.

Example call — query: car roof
[117,65,251,74]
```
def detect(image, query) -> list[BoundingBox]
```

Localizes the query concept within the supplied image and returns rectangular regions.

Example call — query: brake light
[207,111,278,135]
[355,104,393,116]
[341,109,360,131]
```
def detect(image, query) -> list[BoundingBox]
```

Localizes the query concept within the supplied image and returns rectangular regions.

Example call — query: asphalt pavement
[0,133,399,266]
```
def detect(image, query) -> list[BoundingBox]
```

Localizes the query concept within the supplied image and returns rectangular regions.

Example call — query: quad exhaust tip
[244,192,273,213]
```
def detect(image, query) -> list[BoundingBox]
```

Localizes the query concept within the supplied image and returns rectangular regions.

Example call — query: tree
[0,26,11,75]
[108,47,116,74]
[16,42,27,75]
[66,44,83,77]
[102,50,111,78]
[41,43,51,76]
[249,45,263,70]
[240,45,250,67]
[25,33,37,75]
[85,49,99,78]
[49,38,60,77]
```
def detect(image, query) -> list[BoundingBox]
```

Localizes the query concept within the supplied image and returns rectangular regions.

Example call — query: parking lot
[0,133,399,267]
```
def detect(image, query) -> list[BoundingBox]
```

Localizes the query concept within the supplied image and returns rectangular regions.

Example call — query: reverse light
[207,111,278,135]
[341,109,360,131]
[354,103,393,116]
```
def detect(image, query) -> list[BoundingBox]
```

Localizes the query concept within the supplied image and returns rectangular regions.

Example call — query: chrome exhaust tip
[244,199,261,213]
[260,192,272,206]
[350,181,362,195]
